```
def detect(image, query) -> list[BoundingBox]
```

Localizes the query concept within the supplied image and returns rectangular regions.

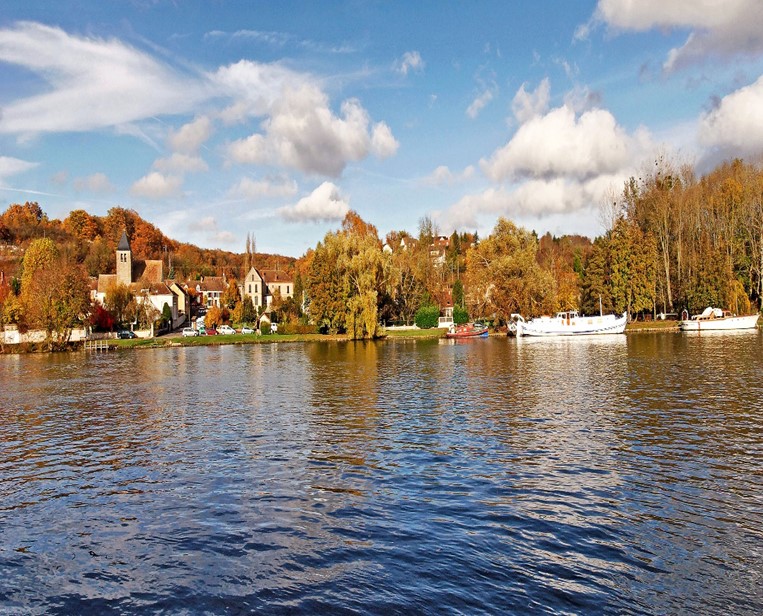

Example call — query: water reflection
[1,333,762,614]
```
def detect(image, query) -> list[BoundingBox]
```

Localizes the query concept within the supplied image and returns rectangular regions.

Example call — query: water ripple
[1,335,763,614]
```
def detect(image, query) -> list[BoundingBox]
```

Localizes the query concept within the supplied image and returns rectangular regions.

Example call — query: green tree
[452,279,464,308]
[581,237,613,315]
[161,302,172,327]
[414,304,440,329]
[453,305,469,325]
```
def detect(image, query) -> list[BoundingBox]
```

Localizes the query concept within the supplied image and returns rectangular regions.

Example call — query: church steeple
[116,230,132,286]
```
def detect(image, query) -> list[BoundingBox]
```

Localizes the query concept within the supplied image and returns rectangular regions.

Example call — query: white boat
[509,310,627,337]
[679,307,759,331]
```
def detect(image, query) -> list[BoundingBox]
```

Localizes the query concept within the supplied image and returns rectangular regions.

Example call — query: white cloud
[423,165,475,186]
[130,172,182,199]
[482,104,649,181]
[466,88,495,119]
[73,172,114,193]
[213,59,310,120]
[225,73,395,176]
[370,122,399,158]
[167,116,213,154]
[0,155,38,179]
[585,0,763,72]
[278,181,349,222]
[437,174,628,232]
[396,51,425,75]
[50,170,68,185]
[698,74,763,156]
[153,153,209,173]
[186,215,237,245]
[0,26,398,182]
[228,175,298,200]
[511,78,550,124]
[0,22,208,134]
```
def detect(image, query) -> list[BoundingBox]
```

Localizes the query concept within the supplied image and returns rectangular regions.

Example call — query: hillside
[0,202,295,281]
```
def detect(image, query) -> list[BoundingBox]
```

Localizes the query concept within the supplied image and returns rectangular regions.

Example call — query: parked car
[182,327,198,337]
[218,325,236,335]
[241,326,255,334]
[117,330,137,339]
[201,328,218,335]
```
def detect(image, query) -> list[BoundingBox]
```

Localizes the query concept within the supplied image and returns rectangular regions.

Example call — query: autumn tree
[463,218,552,323]
[20,238,90,349]
[307,235,347,334]
[105,283,135,326]
[385,241,425,325]
[306,211,387,338]
[232,296,256,325]
[221,278,240,309]
[1,202,47,242]
[84,236,114,276]
[205,304,224,329]
[64,209,101,242]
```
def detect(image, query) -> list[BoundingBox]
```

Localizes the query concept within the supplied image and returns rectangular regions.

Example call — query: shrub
[278,321,319,335]
[453,306,469,325]
[260,320,271,335]
[414,304,440,329]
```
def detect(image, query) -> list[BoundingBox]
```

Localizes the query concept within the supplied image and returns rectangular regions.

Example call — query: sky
[2,1,763,257]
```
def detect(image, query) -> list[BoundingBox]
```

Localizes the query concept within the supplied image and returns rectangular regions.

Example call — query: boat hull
[513,313,627,337]
[445,324,488,339]
[679,313,759,331]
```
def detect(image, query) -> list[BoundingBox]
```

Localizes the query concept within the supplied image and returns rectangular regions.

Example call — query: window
[255,284,258,293]
[287,286,290,294]
[248,284,251,294]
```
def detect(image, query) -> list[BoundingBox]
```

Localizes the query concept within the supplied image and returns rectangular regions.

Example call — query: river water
[1,332,762,615]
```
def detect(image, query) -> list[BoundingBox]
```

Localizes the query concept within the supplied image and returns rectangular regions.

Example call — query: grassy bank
[108,332,350,349]
[0,319,732,354]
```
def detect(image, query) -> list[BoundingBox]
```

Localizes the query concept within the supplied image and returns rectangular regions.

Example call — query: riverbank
[0,320,692,354]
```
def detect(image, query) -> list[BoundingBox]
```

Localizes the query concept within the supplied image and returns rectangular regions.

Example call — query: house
[241,267,265,309]
[94,230,186,328]
[192,276,226,308]
[260,269,294,306]
[241,266,294,309]
[382,235,419,254]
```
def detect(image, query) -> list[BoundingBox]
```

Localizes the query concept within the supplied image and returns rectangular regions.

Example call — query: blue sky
[2,1,763,257]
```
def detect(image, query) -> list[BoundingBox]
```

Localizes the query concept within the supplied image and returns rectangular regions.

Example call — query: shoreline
[0,320,692,355]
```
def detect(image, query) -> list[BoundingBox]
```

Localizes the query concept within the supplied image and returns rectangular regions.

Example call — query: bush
[277,321,318,335]
[414,304,440,329]
[260,320,271,335]
[453,306,469,325]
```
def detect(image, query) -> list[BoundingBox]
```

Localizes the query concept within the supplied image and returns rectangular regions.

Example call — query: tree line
[300,156,763,336]
[1,156,761,345]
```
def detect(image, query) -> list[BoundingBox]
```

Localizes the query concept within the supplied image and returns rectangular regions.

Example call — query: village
[2,155,763,351]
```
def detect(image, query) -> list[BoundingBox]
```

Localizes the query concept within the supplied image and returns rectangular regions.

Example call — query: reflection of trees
[304,341,380,472]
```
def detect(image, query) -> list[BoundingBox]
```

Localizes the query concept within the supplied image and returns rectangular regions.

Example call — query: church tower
[116,230,132,287]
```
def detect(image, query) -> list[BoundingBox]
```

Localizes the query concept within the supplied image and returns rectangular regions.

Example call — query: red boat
[444,323,489,339]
